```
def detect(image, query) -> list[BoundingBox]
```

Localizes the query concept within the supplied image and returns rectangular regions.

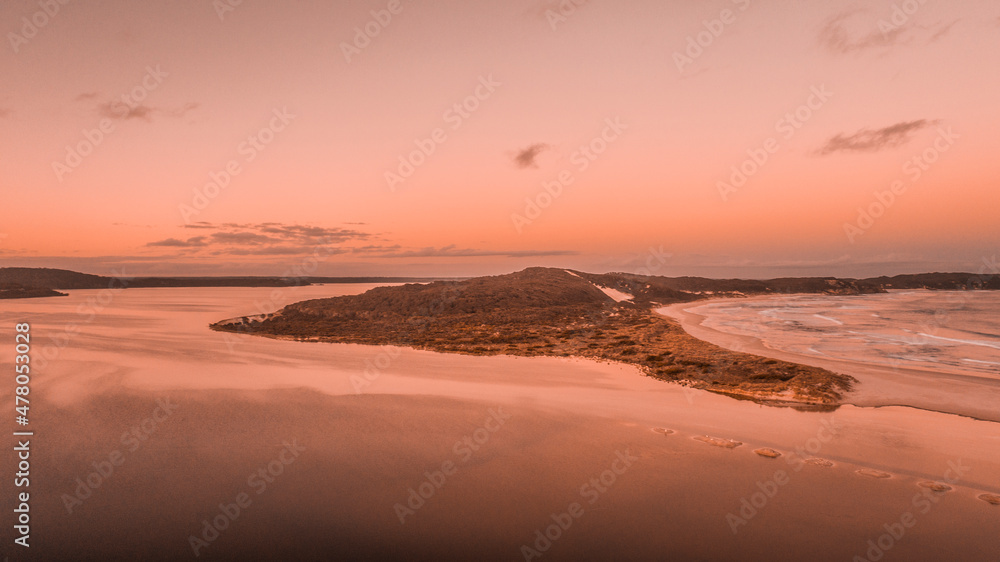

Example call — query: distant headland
[0,267,456,297]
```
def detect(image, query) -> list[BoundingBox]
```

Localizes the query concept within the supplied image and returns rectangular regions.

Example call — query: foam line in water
[916,333,1000,350]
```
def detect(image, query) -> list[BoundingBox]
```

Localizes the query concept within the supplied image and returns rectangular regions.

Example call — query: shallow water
[684,291,1000,381]
[3,287,1000,560]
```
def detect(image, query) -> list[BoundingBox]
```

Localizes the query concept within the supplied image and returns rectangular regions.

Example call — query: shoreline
[658,294,1000,423]
[242,323,1000,424]
[214,313,856,406]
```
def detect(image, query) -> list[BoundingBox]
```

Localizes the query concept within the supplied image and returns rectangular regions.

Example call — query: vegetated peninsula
[208,268,872,406]
[211,267,1000,405]
[0,283,66,299]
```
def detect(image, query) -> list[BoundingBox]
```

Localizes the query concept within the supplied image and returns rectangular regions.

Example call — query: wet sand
[2,288,1000,560]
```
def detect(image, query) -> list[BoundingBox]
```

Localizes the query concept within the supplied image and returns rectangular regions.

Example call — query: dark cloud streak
[146,237,208,248]
[146,223,368,255]
[146,224,575,261]
[512,143,550,169]
[817,120,936,155]
[95,100,198,122]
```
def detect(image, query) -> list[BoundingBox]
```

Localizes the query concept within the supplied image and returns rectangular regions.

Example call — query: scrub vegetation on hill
[212,268,864,405]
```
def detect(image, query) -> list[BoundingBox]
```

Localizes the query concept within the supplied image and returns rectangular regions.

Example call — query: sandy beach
[659,293,1000,423]
[3,287,1000,560]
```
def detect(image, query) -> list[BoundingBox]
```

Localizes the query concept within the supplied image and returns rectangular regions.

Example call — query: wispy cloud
[926,20,959,44]
[818,11,956,55]
[256,223,365,241]
[0,108,9,118]
[146,224,576,261]
[818,11,906,54]
[97,102,155,121]
[210,232,276,245]
[355,244,578,258]
[162,102,200,117]
[511,143,551,169]
[182,222,216,230]
[222,246,349,257]
[147,236,208,248]
[817,120,936,155]
[95,100,199,121]
[146,223,369,255]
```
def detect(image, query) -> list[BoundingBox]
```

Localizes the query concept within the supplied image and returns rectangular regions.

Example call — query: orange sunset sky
[1,0,998,278]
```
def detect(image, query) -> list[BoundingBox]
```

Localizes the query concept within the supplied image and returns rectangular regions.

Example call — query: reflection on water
[687,291,1000,380]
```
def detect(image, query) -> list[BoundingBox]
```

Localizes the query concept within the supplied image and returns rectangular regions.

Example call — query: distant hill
[573,272,875,301]
[0,268,110,290]
[580,271,998,299]
[270,267,902,323]
[285,267,613,322]
[856,272,1000,291]
[2,265,996,301]
[0,267,455,298]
